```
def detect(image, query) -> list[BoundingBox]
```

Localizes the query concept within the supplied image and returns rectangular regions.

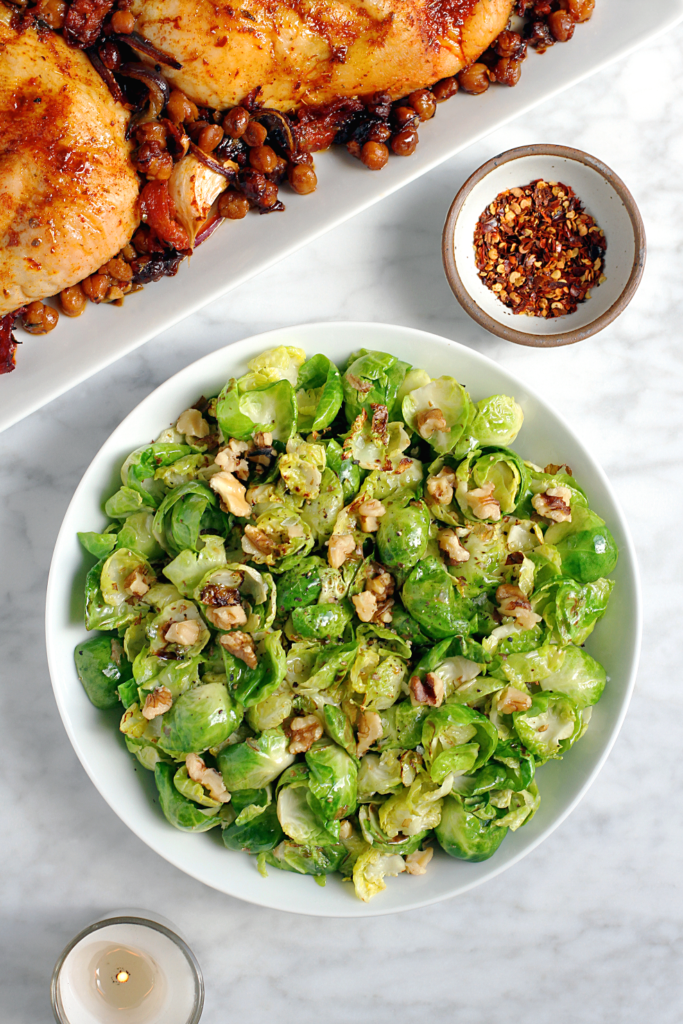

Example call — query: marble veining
[2,27,683,1024]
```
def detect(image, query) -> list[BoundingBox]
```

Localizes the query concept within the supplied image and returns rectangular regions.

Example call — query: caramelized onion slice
[169,154,238,247]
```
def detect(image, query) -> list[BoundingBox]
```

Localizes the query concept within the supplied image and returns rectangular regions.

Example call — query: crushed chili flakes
[473,179,607,319]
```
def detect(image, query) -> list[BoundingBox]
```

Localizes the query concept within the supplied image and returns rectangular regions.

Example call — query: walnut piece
[356,710,383,756]
[287,714,323,754]
[328,533,356,569]
[366,570,395,601]
[186,752,231,803]
[496,583,542,631]
[219,630,257,669]
[405,847,434,875]
[177,407,210,438]
[253,431,273,447]
[496,685,532,714]
[165,619,201,646]
[204,603,248,629]
[374,599,394,624]
[123,566,151,598]
[142,685,173,720]
[242,524,276,555]
[439,528,470,564]
[358,498,386,533]
[209,471,252,517]
[464,481,501,521]
[215,445,248,481]
[427,466,457,505]
[352,591,378,622]
[532,486,572,523]
[416,407,448,439]
[410,672,445,707]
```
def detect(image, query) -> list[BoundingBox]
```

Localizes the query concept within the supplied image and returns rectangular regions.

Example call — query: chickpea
[458,64,491,95]
[346,139,362,160]
[99,39,121,71]
[243,121,268,147]
[495,29,523,58]
[103,258,133,282]
[259,180,279,208]
[34,0,66,29]
[120,243,136,260]
[393,105,419,130]
[135,142,173,180]
[287,163,317,195]
[218,190,250,219]
[432,77,458,103]
[22,300,59,334]
[249,145,278,174]
[365,91,392,118]
[111,9,135,32]
[494,57,522,87]
[82,273,111,304]
[222,106,250,138]
[59,284,87,318]
[407,89,436,121]
[360,141,389,170]
[367,122,391,143]
[197,124,224,153]
[559,0,594,21]
[548,10,575,41]
[134,122,167,146]
[166,89,199,124]
[390,129,418,157]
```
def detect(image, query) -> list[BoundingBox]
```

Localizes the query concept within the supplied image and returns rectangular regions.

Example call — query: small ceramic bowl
[442,144,646,347]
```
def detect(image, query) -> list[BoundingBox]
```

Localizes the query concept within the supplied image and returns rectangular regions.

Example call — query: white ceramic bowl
[45,322,641,917]
[442,145,646,347]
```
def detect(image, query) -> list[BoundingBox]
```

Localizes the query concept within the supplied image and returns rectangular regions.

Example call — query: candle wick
[115,970,130,984]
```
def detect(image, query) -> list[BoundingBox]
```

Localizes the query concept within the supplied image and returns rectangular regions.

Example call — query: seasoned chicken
[0,5,140,315]
[131,0,514,112]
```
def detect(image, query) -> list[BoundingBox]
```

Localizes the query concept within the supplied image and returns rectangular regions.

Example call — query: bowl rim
[44,320,642,916]
[441,143,647,348]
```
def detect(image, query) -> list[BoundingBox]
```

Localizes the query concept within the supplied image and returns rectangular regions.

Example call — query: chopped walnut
[287,714,323,754]
[496,686,532,714]
[464,481,501,521]
[142,685,173,720]
[242,524,275,555]
[215,446,249,481]
[253,431,273,447]
[339,819,354,840]
[358,498,386,533]
[123,566,151,598]
[496,583,542,631]
[427,467,457,505]
[165,619,201,646]
[177,407,210,438]
[204,603,248,629]
[219,630,257,669]
[356,710,383,756]
[328,533,356,569]
[352,591,378,622]
[416,407,448,439]
[186,753,231,803]
[544,463,572,477]
[209,471,252,517]
[410,672,444,707]
[374,599,394,624]
[366,571,395,601]
[532,486,572,523]
[439,528,470,564]
[405,847,434,875]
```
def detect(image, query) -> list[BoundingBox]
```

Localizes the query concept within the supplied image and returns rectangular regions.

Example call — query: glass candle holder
[51,911,203,1024]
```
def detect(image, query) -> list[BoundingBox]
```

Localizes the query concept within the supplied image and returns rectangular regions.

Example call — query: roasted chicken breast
[131,0,514,111]
[0,5,140,315]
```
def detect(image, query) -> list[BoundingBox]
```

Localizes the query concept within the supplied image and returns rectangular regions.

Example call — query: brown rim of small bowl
[441,144,647,348]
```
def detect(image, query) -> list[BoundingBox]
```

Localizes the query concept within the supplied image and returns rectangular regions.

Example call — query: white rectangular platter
[2,0,682,434]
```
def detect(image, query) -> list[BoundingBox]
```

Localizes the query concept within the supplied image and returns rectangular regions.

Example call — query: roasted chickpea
[197,125,224,153]
[82,273,111,304]
[494,57,522,87]
[103,258,134,282]
[222,106,250,138]
[287,163,317,195]
[99,40,121,70]
[366,122,391,143]
[166,89,199,124]
[495,29,523,58]
[393,105,419,129]
[134,142,173,180]
[548,10,575,41]
[365,91,392,119]
[134,122,167,146]
[249,144,278,174]
[458,64,491,95]
[407,89,436,121]
[34,0,66,29]
[218,190,250,219]
[559,0,594,21]
[59,284,87,318]
[390,129,418,157]
[432,77,458,103]
[120,243,136,261]
[243,121,268,147]
[259,180,279,208]
[346,139,362,160]
[360,141,389,170]
[22,301,59,334]
[110,8,135,32]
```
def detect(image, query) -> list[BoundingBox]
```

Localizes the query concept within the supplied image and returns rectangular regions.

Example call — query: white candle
[52,913,203,1024]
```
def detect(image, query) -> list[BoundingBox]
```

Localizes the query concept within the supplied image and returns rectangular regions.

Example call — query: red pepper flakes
[473,179,607,319]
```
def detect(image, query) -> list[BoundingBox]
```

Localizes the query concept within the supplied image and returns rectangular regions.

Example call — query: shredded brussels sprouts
[74,346,618,901]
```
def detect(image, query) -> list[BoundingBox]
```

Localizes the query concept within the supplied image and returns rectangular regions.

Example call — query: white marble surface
[2,24,683,1024]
